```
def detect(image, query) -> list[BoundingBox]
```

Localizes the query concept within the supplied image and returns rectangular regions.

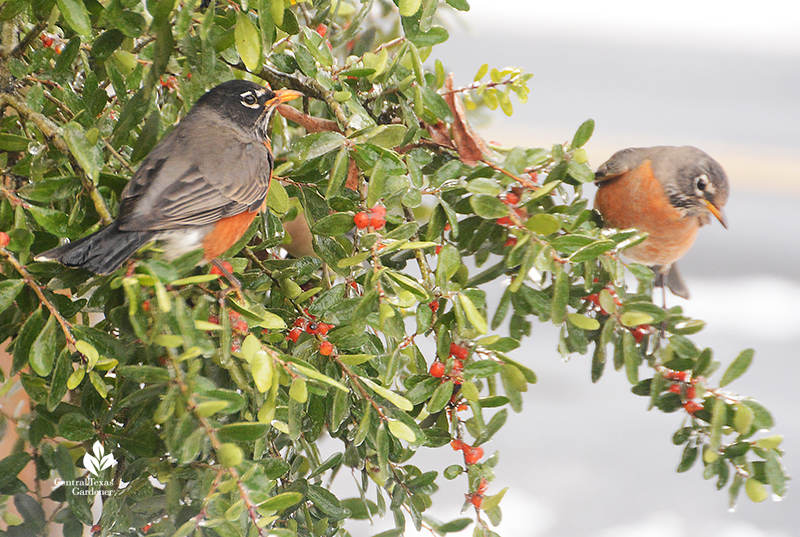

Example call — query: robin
[36,80,302,276]
[594,146,729,299]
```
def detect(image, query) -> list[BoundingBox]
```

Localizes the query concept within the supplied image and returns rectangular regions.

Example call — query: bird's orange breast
[202,211,258,260]
[594,160,700,266]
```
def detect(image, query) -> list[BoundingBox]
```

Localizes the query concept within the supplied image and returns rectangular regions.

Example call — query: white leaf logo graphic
[83,441,117,477]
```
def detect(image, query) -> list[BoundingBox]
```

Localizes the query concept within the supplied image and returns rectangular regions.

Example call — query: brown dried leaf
[444,73,491,166]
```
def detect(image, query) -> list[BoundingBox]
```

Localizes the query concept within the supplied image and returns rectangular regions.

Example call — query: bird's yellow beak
[266,89,303,107]
[702,198,728,229]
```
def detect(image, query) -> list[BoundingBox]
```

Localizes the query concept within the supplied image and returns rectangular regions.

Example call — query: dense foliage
[0,0,788,536]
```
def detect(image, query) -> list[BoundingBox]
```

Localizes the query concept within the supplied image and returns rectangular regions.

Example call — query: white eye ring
[694,174,708,192]
[240,92,259,108]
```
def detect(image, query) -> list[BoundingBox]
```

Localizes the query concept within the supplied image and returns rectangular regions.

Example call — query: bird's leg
[212,258,245,301]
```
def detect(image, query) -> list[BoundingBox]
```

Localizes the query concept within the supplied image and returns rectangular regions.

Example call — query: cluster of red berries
[429,343,469,383]
[160,75,179,91]
[354,205,386,230]
[286,316,335,356]
[584,284,652,343]
[466,478,489,509]
[664,369,704,415]
[450,438,484,465]
[0,231,9,248]
[39,33,64,53]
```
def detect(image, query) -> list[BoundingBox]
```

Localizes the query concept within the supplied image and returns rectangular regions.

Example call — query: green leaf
[387,419,416,442]
[622,331,639,384]
[0,453,30,490]
[56,0,91,37]
[258,492,303,514]
[524,213,560,235]
[293,131,346,160]
[550,270,569,324]
[566,313,600,331]
[30,314,59,376]
[216,422,269,443]
[118,365,171,383]
[459,293,488,334]
[764,449,788,497]
[0,280,24,311]
[311,213,355,236]
[569,239,615,262]
[438,518,473,533]
[733,403,755,434]
[235,11,263,71]
[619,311,654,328]
[360,377,413,411]
[326,146,350,198]
[570,119,595,149]
[251,350,274,393]
[62,123,102,184]
[470,194,509,219]
[745,477,768,503]
[719,348,754,387]
[307,485,351,520]
[399,0,422,17]
[57,413,94,442]
[0,134,30,152]
[481,487,508,511]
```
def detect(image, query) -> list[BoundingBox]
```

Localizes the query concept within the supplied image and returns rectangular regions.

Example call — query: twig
[277,104,342,133]
[0,246,77,347]
[5,21,48,59]
[0,92,113,224]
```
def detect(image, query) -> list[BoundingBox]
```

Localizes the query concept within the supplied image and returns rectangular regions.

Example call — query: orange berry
[370,205,386,217]
[683,401,703,415]
[210,261,233,276]
[449,343,468,361]
[668,384,682,394]
[319,340,334,356]
[287,327,302,343]
[464,446,483,465]
[369,215,386,230]
[504,236,517,247]
[430,361,445,378]
[469,493,483,508]
[0,232,9,247]
[316,24,328,37]
[496,216,511,226]
[504,192,519,205]
[450,439,464,451]
[354,211,370,228]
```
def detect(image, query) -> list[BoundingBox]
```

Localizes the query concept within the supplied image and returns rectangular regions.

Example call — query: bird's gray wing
[594,147,650,183]
[117,112,272,231]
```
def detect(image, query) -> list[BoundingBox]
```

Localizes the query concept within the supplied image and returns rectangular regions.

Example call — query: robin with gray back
[37,80,302,276]
[594,146,729,299]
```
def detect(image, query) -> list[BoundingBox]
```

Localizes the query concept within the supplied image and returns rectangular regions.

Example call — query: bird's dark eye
[695,175,707,191]
[241,93,258,107]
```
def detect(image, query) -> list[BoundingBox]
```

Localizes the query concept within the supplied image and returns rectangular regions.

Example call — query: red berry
[504,192,519,205]
[450,439,464,451]
[469,493,483,508]
[435,245,442,255]
[527,171,539,183]
[293,317,307,328]
[668,384,682,394]
[630,325,648,344]
[91,525,101,534]
[450,360,464,376]
[370,205,386,217]
[686,385,697,399]
[354,212,370,228]
[504,236,517,248]
[444,223,451,232]
[428,301,440,313]
[319,340,334,356]
[54,42,64,54]
[316,323,331,336]
[456,403,468,412]
[583,293,601,306]
[306,322,318,335]
[233,319,248,332]
[369,215,386,230]
[316,24,328,37]
[142,300,151,312]
[287,327,302,343]
[430,361,445,378]
[142,523,152,533]
[210,261,233,276]
[208,314,219,325]
[476,478,489,494]
[449,343,468,361]
[464,446,483,465]
[496,216,511,226]
[683,401,704,415]
[0,232,9,247]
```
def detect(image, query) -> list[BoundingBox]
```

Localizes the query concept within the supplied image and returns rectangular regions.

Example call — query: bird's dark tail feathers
[35,223,155,275]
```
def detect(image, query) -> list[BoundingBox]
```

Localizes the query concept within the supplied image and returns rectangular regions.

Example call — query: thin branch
[0,246,77,347]
[0,92,114,224]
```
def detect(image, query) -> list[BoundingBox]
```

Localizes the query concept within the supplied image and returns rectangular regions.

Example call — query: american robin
[37,80,302,275]
[594,146,729,299]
